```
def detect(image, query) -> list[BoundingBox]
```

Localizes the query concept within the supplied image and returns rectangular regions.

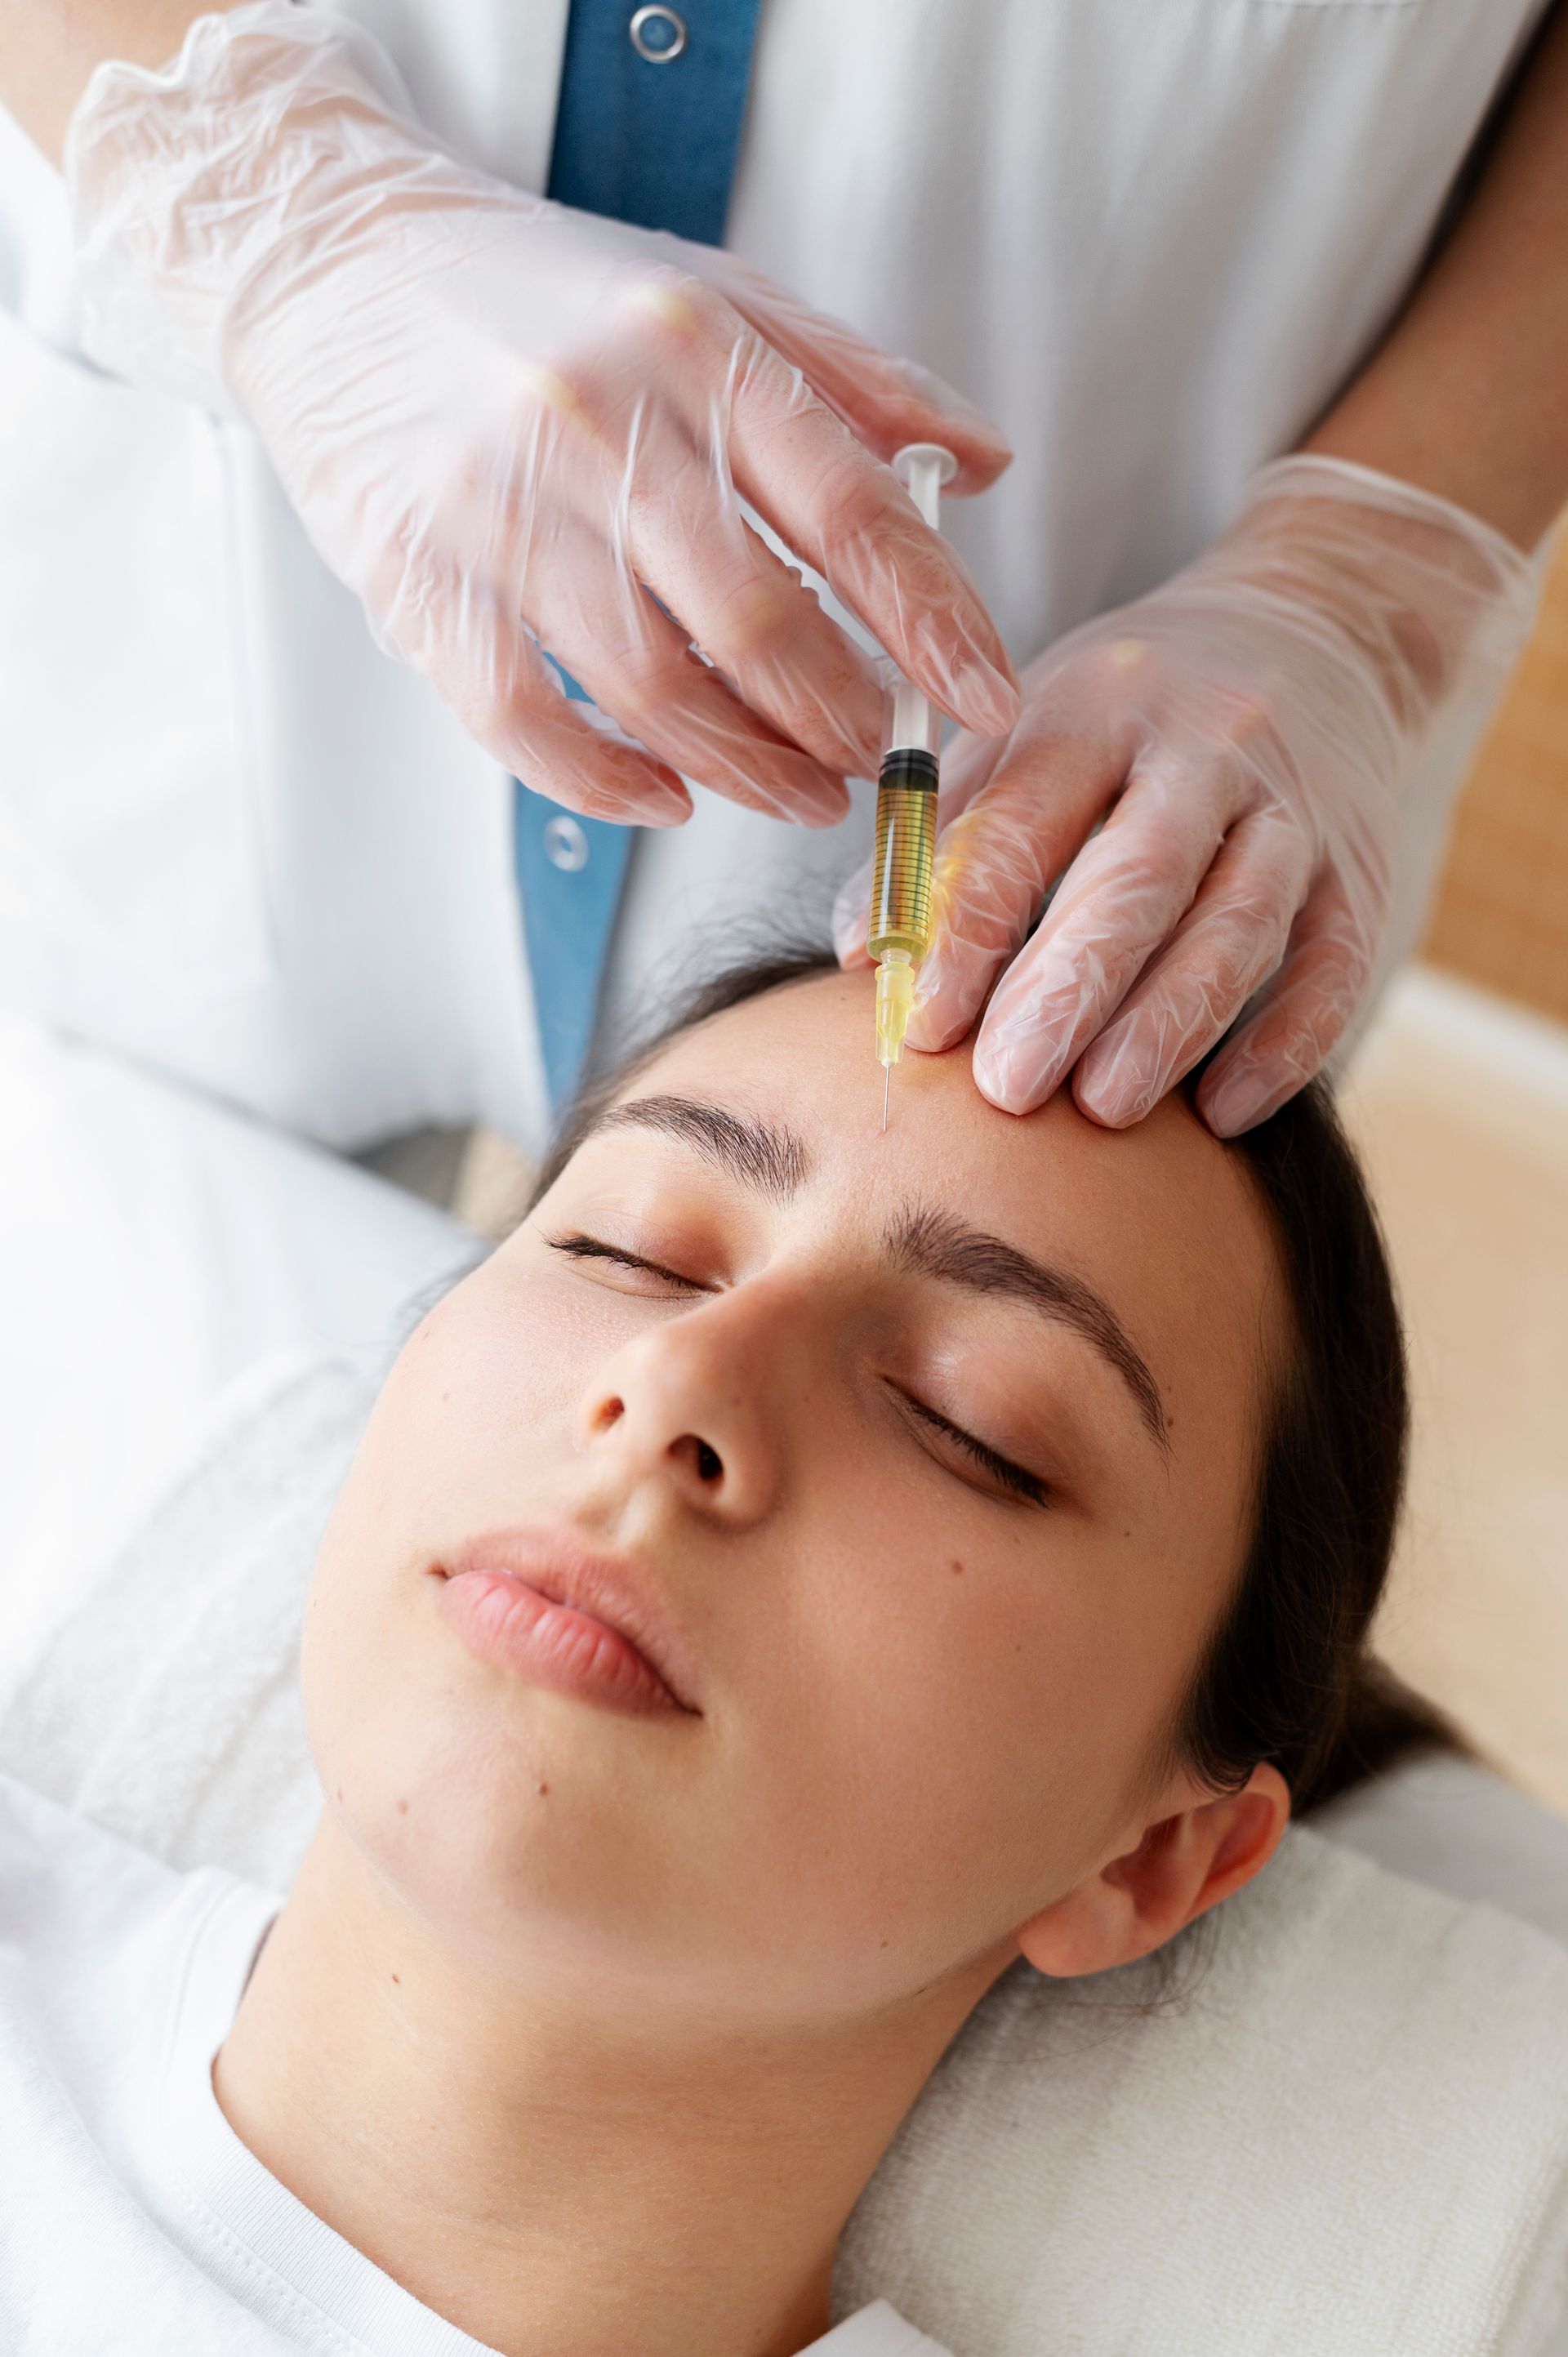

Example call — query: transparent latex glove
[836,457,1538,1131]
[65,3,1018,830]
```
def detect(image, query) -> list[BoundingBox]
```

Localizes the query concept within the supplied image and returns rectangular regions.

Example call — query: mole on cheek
[948,1559,964,1577]
[396,1798,409,1816]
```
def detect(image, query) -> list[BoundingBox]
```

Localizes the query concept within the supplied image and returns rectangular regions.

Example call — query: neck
[215,1817,996,2357]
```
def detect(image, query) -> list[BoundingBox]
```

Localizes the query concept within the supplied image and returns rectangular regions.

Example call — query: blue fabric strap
[515,659,636,1108]
[517,0,768,1112]
[547,0,769,247]
[515,789,635,1113]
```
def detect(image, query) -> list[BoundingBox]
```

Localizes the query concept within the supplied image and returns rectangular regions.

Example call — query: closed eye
[900,1392,1050,1508]
[550,1232,1048,1505]
[546,1231,709,1294]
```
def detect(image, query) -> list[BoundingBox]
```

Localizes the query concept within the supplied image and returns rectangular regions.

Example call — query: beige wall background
[1424,529,1568,1022]
[1346,527,1568,1816]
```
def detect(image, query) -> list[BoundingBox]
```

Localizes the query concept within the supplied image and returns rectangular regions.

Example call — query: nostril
[593,1396,626,1435]
[670,1432,724,1485]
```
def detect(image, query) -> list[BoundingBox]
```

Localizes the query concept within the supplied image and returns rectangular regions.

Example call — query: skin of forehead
[608,969,1290,1466]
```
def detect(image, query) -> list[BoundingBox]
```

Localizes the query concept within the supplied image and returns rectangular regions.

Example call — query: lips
[431,1528,700,1719]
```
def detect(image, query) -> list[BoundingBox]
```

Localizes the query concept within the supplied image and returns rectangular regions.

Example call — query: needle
[882,1065,891,1132]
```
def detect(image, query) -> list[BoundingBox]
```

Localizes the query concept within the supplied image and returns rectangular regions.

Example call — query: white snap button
[542,813,590,873]
[629,6,688,63]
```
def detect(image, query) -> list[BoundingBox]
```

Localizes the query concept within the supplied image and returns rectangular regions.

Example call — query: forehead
[616,969,1286,1453]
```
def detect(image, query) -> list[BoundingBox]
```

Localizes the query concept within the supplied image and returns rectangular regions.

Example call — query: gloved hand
[65,2,1018,829]
[836,456,1538,1132]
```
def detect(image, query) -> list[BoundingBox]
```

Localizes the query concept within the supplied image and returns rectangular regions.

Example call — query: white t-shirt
[0,1775,949,2357]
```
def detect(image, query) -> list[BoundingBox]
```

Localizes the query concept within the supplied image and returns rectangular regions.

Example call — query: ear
[1015,1762,1290,1979]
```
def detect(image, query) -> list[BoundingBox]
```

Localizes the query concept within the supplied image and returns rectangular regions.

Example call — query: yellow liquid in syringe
[867,443,955,1116]
[869,746,939,1083]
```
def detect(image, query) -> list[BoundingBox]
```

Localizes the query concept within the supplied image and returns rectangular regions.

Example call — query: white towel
[3,1351,1567,2354]
[0,1349,366,1888]
[834,1836,1568,2355]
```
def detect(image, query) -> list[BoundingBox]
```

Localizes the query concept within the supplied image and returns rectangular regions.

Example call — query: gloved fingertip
[971,1038,1045,1118]
[953,660,1022,741]
[1196,1063,1266,1138]
[630,786,694,828]
[906,976,972,1054]
[792,786,854,831]
[1071,1068,1153,1131]
[958,417,1016,470]
[903,388,1013,483]
[902,1003,941,1053]
[595,749,690,825]
[1071,1032,1163,1130]
[973,1071,1033,1118]
[937,432,1013,499]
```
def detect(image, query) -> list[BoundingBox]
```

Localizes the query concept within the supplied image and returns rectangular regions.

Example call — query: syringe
[870,442,957,1129]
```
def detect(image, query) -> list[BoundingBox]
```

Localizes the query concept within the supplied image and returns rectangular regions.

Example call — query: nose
[577,1296,783,1526]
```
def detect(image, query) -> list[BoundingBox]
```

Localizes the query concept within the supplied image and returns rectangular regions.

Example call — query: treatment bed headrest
[836,1824,1568,2355]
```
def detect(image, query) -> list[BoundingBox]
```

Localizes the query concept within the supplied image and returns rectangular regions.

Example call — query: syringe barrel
[867,444,952,978]
[867,746,938,962]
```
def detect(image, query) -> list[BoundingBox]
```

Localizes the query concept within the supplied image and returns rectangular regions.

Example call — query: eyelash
[545,1230,1049,1509]
[899,1393,1049,1508]
[546,1231,705,1290]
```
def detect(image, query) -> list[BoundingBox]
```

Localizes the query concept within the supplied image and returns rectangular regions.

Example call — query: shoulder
[0,1772,278,2148]
[0,1770,185,1951]
[0,1772,266,2079]
[0,1772,184,1923]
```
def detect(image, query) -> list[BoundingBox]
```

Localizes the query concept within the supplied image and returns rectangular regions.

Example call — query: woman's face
[304,971,1288,2023]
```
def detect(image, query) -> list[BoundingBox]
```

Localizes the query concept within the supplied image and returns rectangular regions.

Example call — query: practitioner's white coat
[0,0,1550,1150]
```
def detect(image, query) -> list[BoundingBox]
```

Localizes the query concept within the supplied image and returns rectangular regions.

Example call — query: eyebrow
[593,1094,812,1203]
[585,1094,1167,1449]
[886,1205,1169,1451]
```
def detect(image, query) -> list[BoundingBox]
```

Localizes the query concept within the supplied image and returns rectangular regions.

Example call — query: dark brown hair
[535,947,1458,1815]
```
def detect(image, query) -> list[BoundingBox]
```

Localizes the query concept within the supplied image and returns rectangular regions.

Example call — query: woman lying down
[0,952,1528,2357]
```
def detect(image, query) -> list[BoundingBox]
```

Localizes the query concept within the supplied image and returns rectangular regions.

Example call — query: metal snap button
[542,813,590,873]
[629,6,688,63]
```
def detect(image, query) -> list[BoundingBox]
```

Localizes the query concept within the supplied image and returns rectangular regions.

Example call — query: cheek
[298,1284,591,1835]
[731,1501,1214,1973]
[327,1277,595,1557]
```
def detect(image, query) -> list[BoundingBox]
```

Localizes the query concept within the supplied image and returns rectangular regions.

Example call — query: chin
[318,1700,690,1967]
